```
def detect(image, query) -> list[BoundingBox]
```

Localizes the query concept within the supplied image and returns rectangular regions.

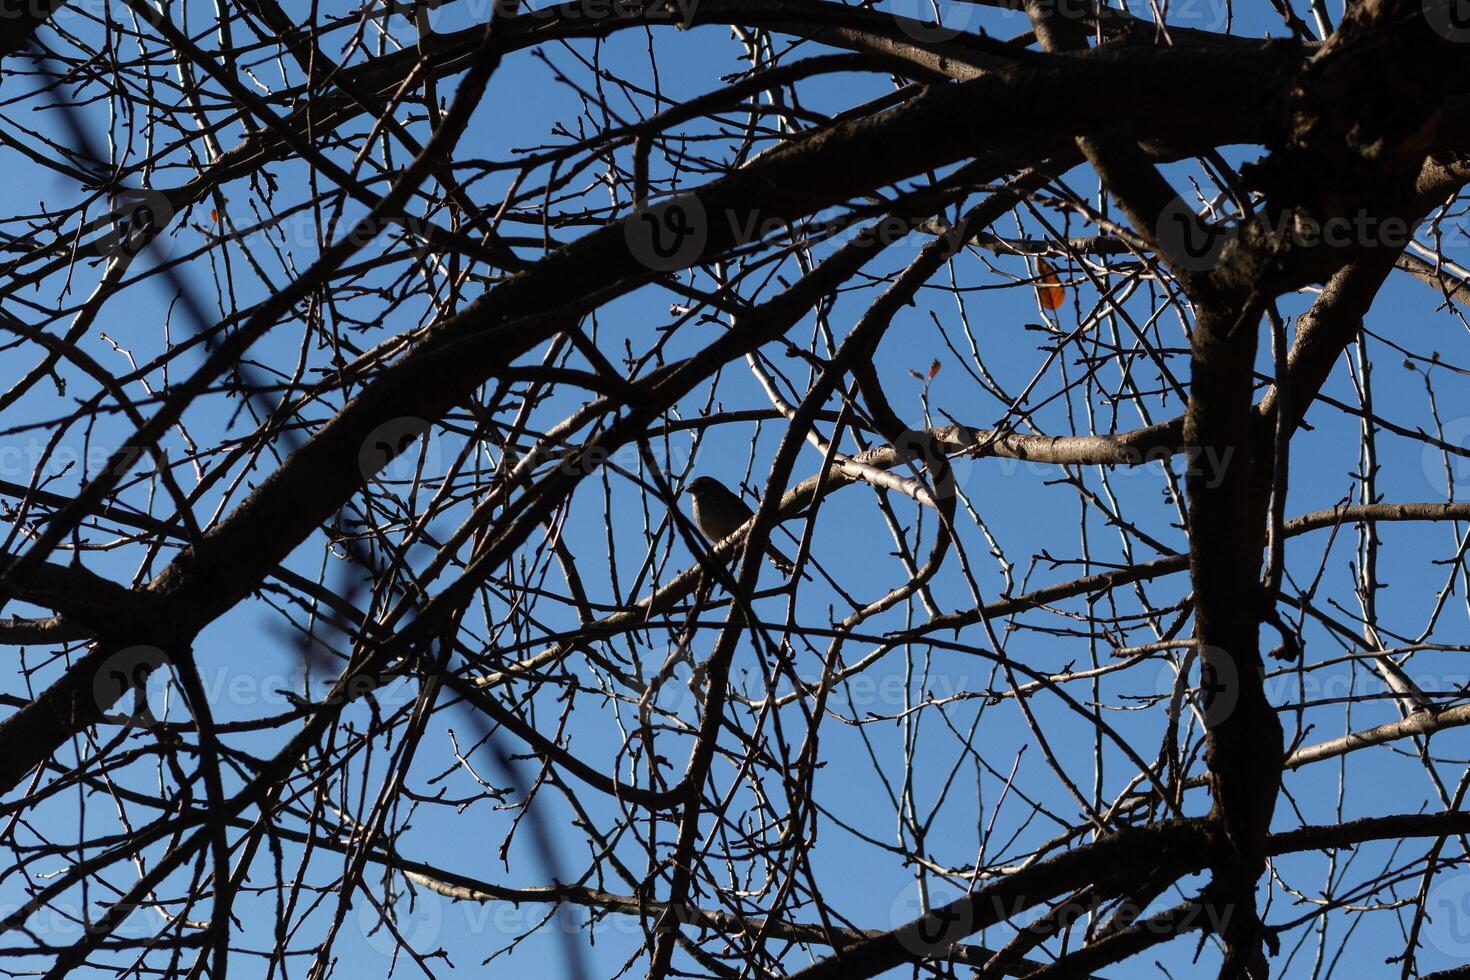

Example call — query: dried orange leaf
[1035,258,1065,311]
[928,359,941,379]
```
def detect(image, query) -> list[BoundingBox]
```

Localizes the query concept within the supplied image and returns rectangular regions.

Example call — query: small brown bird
[684,476,795,576]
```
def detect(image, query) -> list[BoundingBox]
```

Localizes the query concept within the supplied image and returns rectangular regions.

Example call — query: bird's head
[685,476,723,497]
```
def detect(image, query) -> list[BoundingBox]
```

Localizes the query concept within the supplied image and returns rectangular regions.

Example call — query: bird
[684,476,796,576]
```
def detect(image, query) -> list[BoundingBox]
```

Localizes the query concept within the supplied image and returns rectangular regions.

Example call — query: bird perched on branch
[684,476,797,577]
